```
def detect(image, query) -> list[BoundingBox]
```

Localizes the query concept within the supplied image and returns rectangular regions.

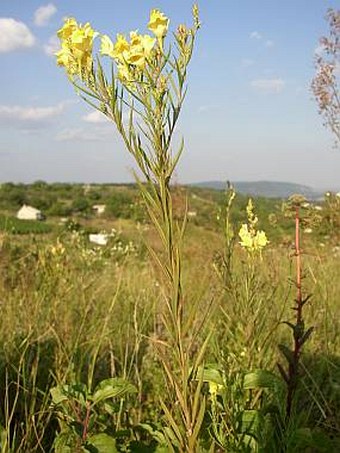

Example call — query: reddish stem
[295,206,302,322]
[82,402,91,442]
[286,206,303,419]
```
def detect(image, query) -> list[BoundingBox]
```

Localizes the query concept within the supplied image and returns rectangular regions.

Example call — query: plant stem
[286,205,303,419]
[82,402,91,442]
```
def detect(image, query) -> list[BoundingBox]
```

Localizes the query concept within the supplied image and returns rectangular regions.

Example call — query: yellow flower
[112,34,130,61]
[208,381,224,397]
[100,34,115,57]
[254,230,269,250]
[127,32,155,68]
[140,34,156,58]
[246,198,258,227]
[239,224,254,251]
[239,199,269,254]
[117,63,134,86]
[129,31,142,47]
[57,17,78,40]
[127,47,145,67]
[69,23,96,53]
[148,9,169,39]
[239,224,269,253]
[56,18,97,80]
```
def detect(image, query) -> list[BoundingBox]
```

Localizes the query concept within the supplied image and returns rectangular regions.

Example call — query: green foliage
[50,378,136,452]
[0,214,52,234]
[72,197,91,214]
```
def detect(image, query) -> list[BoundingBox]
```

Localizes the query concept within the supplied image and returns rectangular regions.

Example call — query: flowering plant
[239,199,269,255]
[56,7,205,451]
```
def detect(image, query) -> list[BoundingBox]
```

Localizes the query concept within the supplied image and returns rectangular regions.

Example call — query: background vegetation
[0,182,339,451]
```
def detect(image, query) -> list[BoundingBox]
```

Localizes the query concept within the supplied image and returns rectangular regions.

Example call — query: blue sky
[0,0,339,189]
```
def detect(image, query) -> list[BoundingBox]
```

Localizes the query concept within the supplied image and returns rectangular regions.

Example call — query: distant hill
[190,181,324,199]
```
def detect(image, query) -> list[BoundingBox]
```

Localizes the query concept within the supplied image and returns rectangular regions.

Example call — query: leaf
[91,378,137,405]
[278,344,295,367]
[277,363,289,384]
[51,383,88,407]
[241,410,261,436]
[86,433,118,453]
[300,326,314,346]
[244,369,282,390]
[50,386,68,405]
[0,422,8,451]
[54,430,79,453]
[138,423,167,445]
[199,365,224,386]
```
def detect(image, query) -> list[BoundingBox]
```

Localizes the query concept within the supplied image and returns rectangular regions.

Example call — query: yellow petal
[148,9,169,39]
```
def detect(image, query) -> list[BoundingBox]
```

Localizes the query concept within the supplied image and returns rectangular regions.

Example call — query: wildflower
[117,63,134,86]
[239,199,269,254]
[208,381,224,397]
[139,34,156,58]
[148,9,169,39]
[56,18,97,80]
[127,32,155,67]
[112,34,130,61]
[56,17,78,40]
[100,34,115,58]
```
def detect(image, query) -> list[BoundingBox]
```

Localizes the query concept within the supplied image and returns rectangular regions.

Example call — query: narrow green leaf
[278,344,295,367]
[300,326,314,345]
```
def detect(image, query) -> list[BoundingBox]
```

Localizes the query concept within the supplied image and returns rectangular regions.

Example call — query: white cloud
[34,3,57,27]
[250,78,285,94]
[265,40,274,48]
[0,103,64,121]
[55,126,112,142]
[44,34,59,56]
[249,32,274,49]
[0,102,66,129]
[0,18,35,53]
[82,110,109,123]
[250,31,262,40]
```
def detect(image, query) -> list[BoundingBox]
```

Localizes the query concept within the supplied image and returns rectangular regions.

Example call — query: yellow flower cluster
[56,10,169,85]
[56,18,97,80]
[100,9,169,83]
[100,31,156,82]
[239,199,269,254]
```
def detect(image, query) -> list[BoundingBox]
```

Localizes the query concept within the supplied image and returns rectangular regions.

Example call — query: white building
[17,205,44,220]
[89,233,108,246]
[92,204,106,215]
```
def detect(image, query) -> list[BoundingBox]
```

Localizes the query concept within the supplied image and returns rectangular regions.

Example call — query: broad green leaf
[244,369,282,390]
[199,365,224,385]
[138,423,167,445]
[86,433,118,453]
[51,383,87,406]
[50,386,68,405]
[92,378,137,405]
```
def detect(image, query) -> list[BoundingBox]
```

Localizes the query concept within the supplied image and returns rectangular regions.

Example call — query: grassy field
[0,183,339,452]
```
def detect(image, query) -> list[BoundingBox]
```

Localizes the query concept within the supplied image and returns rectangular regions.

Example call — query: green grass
[0,214,53,234]
[0,185,339,451]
